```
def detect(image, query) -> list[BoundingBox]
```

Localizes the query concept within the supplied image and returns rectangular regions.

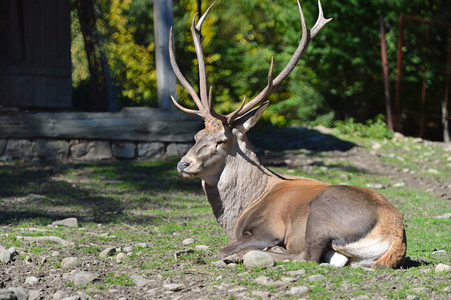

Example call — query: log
[0,108,202,142]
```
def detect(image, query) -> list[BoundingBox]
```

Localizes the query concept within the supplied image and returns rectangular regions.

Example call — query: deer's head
[169,0,331,181]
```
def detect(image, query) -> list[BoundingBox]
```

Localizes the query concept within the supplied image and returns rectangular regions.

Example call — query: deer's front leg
[219,232,283,260]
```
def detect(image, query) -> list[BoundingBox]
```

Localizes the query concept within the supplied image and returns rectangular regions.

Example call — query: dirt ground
[1,128,450,299]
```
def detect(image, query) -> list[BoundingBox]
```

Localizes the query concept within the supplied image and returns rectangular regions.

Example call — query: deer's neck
[202,138,282,241]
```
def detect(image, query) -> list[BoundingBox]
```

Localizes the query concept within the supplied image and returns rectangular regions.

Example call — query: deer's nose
[177,160,191,173]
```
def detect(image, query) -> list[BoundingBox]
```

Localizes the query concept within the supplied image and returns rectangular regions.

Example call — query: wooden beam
[0,109,202,142]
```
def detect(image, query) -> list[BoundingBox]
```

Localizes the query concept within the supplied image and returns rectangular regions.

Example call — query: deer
[168,0,407,268]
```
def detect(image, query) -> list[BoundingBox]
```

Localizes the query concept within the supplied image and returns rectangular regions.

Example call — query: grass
[0,130,450,299]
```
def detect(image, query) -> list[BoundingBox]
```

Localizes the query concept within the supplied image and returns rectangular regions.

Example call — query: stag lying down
[169,0,406,268]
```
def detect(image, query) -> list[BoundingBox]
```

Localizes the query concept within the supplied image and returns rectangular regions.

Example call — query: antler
[169,0,331,125]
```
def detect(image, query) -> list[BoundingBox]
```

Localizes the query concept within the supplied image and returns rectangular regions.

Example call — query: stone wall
[0,108,200,162]
[0,138,193,162]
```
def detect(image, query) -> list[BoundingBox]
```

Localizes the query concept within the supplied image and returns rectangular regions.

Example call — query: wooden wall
[0,0,71,109]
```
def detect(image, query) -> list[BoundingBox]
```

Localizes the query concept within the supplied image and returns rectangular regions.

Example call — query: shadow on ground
[249,125,355,152]
[0,126,355,226]
[0,158,202,225]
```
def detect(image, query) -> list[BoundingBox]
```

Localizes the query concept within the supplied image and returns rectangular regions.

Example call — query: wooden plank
[0,109,202,142]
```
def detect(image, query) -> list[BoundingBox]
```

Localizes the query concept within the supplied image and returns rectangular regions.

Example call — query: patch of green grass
[104,273,133,286]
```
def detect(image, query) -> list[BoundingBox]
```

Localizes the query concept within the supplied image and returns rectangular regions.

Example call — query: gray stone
[286,286,309,297]
[28,290,40,300]
[116,253,128,260]
[432,250,446,255]
[52,218,78,228]
[0,287,28,300]
[434,213,451,219]
[163,284,183,292]
[131,275,151,287]
[112,142,136,159]
[99,247,116,258]
[25,276,39,285]
[435,263,451,273]
[0,247,11,263]
[61,257,82,269]
[195,245,209,251]
[1,139,36,161]
[255,276,273,286]
[166,143,193,157]
[35,139,70,161]
[72,271,98,287]
[251,291,271,299]
[61,297,81,300]
[53,291,69,300]
[281,277,296,283]
[182,238,195,245]
[286,269,306,277]
[137,142,164,159]
[70,140,112,161]
[309,274,327,281]
[211,260,227,268]
[242,251,275,269]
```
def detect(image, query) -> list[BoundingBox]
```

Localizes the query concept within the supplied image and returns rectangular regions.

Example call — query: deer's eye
[216,139,228,145]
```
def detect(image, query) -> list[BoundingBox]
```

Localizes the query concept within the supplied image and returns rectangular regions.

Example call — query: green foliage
[71,0,450,132]
[335,115,394,139]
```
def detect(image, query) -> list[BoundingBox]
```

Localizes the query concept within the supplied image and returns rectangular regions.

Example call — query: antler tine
[191,2,216,109]
[169,27,204,114]
[311,0,333,39]
[228,0,331,121]
[208,86,228,123]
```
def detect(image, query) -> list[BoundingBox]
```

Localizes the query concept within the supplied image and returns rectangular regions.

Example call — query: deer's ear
[233,101,269,133]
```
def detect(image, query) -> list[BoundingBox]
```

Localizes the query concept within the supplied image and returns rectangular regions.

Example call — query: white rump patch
[324,250,348,267]
[332,238,392,267]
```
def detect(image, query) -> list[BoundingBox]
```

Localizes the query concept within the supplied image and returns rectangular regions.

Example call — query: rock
[434,213,451,219]
[251,290,271,299]
[163,284,183,292]
[286,286,309,297]
[195,245,209,251]
[25,276,39,285]
[61,297,81,300]
[70,140,112,161]
[99,247,116,258]
[112,142,136,159]
[53,291,69,300]
[52,218,78,228]
[281,277,296,283]
[0,287,28,300]
[61,257,82,269]
[166,143,193,157]
[123,246,133,253]
[116,253,128,260]
[432,250,446,255]
[309,274,327,281]
[223,253,242,264]
[242,251,275,268]
[137,142,164,159]
[286,269,306,276]
[227,263,237,269]
[0,247,11,263]
[255,276,273,286]
[72,271,98,287]
[52,251,61,257]
[211,260,227,268]
[182,238,195,245]
[35,140,70,161]
[131,275,151,287]
[411,287,431,294]
[28,290,40,300]
[407,295,420,300]
[435,263,451,273]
